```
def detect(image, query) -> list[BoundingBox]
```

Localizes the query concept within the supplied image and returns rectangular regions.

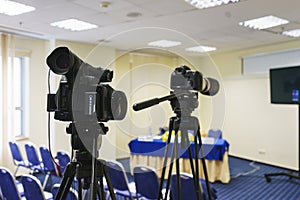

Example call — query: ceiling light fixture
[239,15,289,30]
[0,0,35,16]
[50,19,98,31]
[282,29,300,38]
[186,45,217,53]
[147,40,182,48]
[185,0,240,9]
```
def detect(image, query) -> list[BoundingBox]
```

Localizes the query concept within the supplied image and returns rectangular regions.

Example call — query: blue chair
[52,184,78,200]
[133,166,164,200]
[171,173,217,200]
[25,143,43,172]
[21,174,53,200]
[207,129,222,139]
[106,160,141,199]
[56,151,71,175]
[0,167,24,200]
[39,146,59,189]
[8,141,31,176]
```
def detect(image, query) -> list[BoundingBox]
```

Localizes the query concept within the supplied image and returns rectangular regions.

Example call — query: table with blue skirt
[128,137,230,183]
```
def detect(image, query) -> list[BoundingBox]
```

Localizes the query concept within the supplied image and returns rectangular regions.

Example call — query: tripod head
[66,122,108,189]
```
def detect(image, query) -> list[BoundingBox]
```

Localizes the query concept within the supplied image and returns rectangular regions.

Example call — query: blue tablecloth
[128,138,229,161]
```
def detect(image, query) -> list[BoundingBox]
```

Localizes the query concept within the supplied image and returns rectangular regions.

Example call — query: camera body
[47,47,127,122]
[170,65,203,91]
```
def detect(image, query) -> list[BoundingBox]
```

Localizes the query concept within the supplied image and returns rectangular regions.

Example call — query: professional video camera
[133,65,219,200]
[46,46,127,199]
[133,65,219,114]
[168,65,219,114]
[47,46,127,122]
[170,65,219,94]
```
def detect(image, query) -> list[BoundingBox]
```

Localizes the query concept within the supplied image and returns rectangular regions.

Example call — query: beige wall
[114,51,177,158]
[210,40,300,169]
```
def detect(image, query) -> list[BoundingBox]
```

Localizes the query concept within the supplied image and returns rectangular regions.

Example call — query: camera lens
[111,90,127,120]
[56,53,69,69]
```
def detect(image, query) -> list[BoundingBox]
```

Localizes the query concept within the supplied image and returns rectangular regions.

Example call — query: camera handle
[132,91,188,111]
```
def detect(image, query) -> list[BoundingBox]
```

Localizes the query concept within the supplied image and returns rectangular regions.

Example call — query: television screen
[270,66,300,104]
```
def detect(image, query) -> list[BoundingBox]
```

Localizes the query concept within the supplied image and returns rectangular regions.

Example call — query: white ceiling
[1,0,300,54]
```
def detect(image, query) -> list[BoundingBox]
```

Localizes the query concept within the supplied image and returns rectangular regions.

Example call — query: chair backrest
[171,173,203,200]
[52,184,78,200]
[25,143,41,166]
[39,146,56,173]
[21,174,52,200]
[207,129,222,139]
[106,160,130,191]
[56,151,71,175]
[9,141,24,164]
[133,166,160,199]
[0,167,22,200]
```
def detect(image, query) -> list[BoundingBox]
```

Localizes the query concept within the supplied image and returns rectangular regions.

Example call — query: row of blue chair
[8,141,71,192]
[9,141,71,176]
[105,160,217,200]
[0,167,78,200]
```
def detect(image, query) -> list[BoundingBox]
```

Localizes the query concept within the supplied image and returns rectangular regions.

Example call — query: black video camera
[46,47,127,122]
[170,65,219,96]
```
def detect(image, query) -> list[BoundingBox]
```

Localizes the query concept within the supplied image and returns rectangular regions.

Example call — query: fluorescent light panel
[147,40,182,48]
[185,0,240,9]
[0,0,35,16]
[186,45,217,53]
[239,15,289,30]
[282,29,300,38]
[51,19,98,31]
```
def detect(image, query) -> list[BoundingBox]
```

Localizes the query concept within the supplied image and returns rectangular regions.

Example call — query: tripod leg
[55,162,77,200]
[193,133,202,200]
[97,163,106,200]
[158,117,177,200]
[196,130,212,200]
[78,178,83,200]
[103,162,116,200]
[174,133,181,200]
[182,132,196,182]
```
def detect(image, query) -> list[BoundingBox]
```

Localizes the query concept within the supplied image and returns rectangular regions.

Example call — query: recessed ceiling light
[50,19,98,31]
[186,45,217,53]
[282,29,300,38]
[126,12,142,18]
[0,0,35,16]
[185,0,240,9]
[147,40,182,48]
[239,15,289,30]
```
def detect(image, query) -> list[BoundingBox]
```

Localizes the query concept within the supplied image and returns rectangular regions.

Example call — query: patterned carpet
[30,156,300,199]
[212,156,300,200]
[118,156,300,200]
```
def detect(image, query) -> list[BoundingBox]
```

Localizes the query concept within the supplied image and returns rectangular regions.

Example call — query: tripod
[55,123,116,200]
[158,105,212,200]
[133,91,213,200]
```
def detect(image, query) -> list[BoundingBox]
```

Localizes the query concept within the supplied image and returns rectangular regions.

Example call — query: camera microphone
[201,77,219,96]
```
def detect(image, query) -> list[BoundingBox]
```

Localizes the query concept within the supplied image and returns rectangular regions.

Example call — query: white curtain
[1,33,15,166]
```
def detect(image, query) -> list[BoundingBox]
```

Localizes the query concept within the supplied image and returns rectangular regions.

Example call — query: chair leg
[42,174,50,189]
[13,166,20,177]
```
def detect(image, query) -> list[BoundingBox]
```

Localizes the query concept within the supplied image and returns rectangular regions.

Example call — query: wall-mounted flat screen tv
[270,66,300,104]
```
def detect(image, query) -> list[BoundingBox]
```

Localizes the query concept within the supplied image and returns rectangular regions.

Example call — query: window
[10,56,29,138]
